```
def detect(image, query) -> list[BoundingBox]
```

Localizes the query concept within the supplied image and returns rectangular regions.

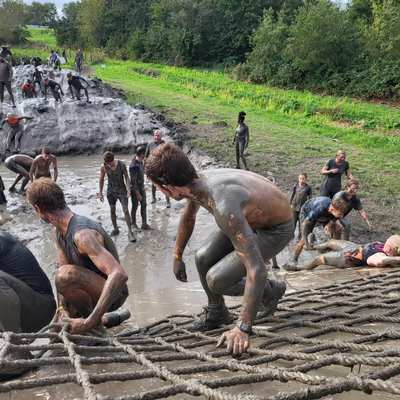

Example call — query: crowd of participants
[0,54,399,381]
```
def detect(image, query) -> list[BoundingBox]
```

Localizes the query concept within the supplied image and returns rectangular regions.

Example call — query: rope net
[2,269,400,399]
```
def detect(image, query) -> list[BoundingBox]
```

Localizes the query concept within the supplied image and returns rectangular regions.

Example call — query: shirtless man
[145,144,293,355]
[285,235,400,271]
[26,179,129,334]
[5,154,33,192]
[98,151,136,242]
[30,147,58,182]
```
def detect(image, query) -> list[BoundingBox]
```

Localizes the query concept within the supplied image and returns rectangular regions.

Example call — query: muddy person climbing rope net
[2,269,400,399]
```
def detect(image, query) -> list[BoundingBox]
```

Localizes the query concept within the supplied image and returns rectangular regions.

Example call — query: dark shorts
[107,191,128,207]
[0,271,56,332]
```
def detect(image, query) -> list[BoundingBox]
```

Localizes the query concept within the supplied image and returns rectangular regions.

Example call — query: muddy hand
[173,259,187,282]
[97,192,104,202]
[217,327,249,355]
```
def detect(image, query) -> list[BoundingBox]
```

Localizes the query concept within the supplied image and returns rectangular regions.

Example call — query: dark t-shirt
[290,183,312,211]
[338,191,363,217]
[129,159,145,191]
[105,160,127,195]
[300,196,336,225]
[145,140,165,158]
[321,159,349,193]
[0,231,53,295]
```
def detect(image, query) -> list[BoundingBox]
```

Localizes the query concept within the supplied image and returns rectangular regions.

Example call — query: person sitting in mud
[67,72,90,103]
[233,111,249,170]
[129,145,151,230]
[5,154,33,193]
[0,231,56,380]
[44,77,64,103]
[290,173,312,240]
[0,113,33,153]
[30,146,58,182]
[320,150,353,199]
[145,143,293,355]
[286,195,348,268]
[32,67,44,94]
[285,235,400,271]
[145,129,171,208]
[21,79,36,98]
[0,57,15,108]
[336,179,371,240]
[98,151,136,242]
[26,179,129,335]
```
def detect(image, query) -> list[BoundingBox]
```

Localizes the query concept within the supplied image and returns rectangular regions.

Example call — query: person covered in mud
[129,145,151,230]
[66,72,90,103]
[285,195,348,268]
[145,143,293,355]
[32,67,44,94]
[21,79,36,98]
[0,56,15,108]
[285,235,400,271]
[145,129,171,208]
[0,231,56,380]
[0,113,33,153]
[5,154,33,193]
[233,111,249,170]
[290,173,312,240]
[31,56,42,68]
[44,77,64,102]
[26,179,129,335]
[98,151,136,242]
[30,146,58,182]
[320,150,353,198]
[0,46,12,62]
[75,49,84,74]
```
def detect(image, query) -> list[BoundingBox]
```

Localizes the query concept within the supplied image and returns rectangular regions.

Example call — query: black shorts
[107,191,128,207]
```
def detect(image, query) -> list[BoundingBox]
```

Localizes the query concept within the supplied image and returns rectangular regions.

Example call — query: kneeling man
[145,144,293,355]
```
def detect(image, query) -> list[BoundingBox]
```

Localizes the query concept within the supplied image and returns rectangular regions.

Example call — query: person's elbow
[246,263,267,285]
[111,269,128,285]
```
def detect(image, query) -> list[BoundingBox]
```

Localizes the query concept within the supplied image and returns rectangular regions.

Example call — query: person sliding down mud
[30,146,58,181]
[5,154,33,192]
[27,179,129,335]
[98,151,136,242]
[67,72,90,103]
[44,77,64,102]
[145,144,293,355]
[233,111,249,170]
[0,232,56,380]
[0,113,33,153]
[285,235,400,271]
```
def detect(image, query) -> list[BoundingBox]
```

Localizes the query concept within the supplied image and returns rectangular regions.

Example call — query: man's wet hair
[103,151,114,163]
[27,178,67,213]
[346,178,360,188]
[42,146,51,155]
[331,191,350,211]
[145,143,198,187]
[136,146,146,156]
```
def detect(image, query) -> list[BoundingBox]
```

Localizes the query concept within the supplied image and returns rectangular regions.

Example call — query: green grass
[26,26,57,49]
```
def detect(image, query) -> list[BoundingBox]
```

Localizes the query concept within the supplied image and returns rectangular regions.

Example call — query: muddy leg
[151,184,157,203]
[4,82,15,107]
[110,205,119,234]
[235,141,240,169]
[9,175,23,191]
[83,87,90,102]
[6,128,16,152]
[130,193,139,227]
[239,141,249,170]
[14,127,23,151]
[121,200,136,242]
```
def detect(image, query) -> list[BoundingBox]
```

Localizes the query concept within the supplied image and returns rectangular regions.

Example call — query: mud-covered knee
[206,269,223,294]
[195,249,208,273]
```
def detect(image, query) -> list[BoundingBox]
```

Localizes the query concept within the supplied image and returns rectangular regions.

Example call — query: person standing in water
[30,147,58,181]
[129,146,151,230]
[145,144,292,355]
[320,150,352,198]
[5,154,33,192]
[98,151,136,242]
[233,111,249,170]
[27,179,129,335]
[145,129,171,208]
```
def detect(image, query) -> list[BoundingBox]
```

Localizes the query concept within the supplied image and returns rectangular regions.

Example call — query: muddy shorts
[107,191,128,207]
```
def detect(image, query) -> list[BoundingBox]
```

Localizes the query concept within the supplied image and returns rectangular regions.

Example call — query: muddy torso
[235,123,248,141]
[300,196,335,225]
[56,214,120,279]
[0,62,11,82]
[34,156,53,179]
[105,160,127,194]
[6,154,33,170]
[322,158,349,193]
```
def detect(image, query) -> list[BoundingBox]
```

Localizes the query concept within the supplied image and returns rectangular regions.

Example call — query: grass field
[15,28,400,237]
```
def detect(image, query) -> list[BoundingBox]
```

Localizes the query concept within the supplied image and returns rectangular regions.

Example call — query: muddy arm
[29,159,37,181]
[367,253,400,268]
[52,158,58,182]
[98,166,106,200]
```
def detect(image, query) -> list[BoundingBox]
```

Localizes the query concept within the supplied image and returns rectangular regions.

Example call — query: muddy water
[0,154,392,400]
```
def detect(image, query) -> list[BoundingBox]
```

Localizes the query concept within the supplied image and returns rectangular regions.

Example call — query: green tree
[53,2,82,47]
[0,0,27,44]
[25,2,57,27]
[79,0,106,47]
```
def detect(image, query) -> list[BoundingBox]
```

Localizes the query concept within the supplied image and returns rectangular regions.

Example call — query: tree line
[2,0,400,99]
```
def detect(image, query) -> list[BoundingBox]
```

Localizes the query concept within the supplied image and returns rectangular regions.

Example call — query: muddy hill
[0,65,167,156]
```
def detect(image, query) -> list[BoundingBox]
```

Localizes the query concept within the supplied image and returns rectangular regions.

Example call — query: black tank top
[56,214,119,279]
[105,160,127,194]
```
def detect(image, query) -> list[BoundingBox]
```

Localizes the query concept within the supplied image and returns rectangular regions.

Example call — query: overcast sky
[25,0,70,12]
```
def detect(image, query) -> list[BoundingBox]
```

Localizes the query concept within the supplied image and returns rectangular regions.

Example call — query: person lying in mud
[129,145,151,230]
[5,154,33,193]
[145,143,293,355]
[145,129,171,208]
[27,179,129,335]
[0,231,56,380]
[233,111,249,170]
[67,72,90,103]
[285,235,400,271]
[30,146,58,182]
[0,113,33,153]
[98,151,136,242]
[285,195,348,268]
[44,77,64,102]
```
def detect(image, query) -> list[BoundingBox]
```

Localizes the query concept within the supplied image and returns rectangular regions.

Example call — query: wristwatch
[237,320,252,335]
